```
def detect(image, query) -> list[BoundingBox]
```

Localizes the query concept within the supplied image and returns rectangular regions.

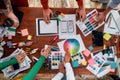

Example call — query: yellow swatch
[27,35,32,40]
[82,60,87,66]
[103,33,111,41]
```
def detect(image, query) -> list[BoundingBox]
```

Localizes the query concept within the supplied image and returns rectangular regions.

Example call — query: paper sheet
[104,10,120,35]
[59,14,76,39]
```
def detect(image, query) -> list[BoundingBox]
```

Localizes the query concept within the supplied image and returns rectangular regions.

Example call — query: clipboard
[36,18,58,36]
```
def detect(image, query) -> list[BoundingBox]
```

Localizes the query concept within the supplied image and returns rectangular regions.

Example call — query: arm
[52,72,64,80]
[64,51,75,80]
[40,0,49,9]
[3,0,19,28]
[52,62,65,80]
[76,0,86,21]
[99,0,120,22]
[0,57,18,70]
[65,63,75,80]
[22,46,51,80]
[40,0,53,23]
[108,0,120,8]
[22,56,46,80]
[0,53,25,70]
[76,0,83,8]
[3,0,13,13]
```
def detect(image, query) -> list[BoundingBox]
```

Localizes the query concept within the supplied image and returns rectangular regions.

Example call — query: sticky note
[110,62,117,69]
[88,45,93,51]
[27,35,32,40]
[83,49,91,57]
[88,58,95,66]
[21,29,29,36]
[8,35,12,40]
[103,33,111,41]
[82,60,87,66]
[72,60,79,68]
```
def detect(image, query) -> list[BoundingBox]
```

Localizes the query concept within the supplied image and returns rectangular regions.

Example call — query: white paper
[59,14,76,39]
[0,48,31,79]
[57,34,85,57]
[104,10,120,35]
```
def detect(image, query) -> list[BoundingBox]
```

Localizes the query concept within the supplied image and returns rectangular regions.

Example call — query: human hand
[64,53,71,63]
[7,11,19,28]
[43,8,53,24]
[76,7,86,21]
[99,7,112,23]
[41,46,51,58]
[15,53,26,63]
[99,12,105,23]
[59,62,65,74]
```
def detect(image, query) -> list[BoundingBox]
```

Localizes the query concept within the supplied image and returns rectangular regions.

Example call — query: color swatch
[77,9,104,36]
[63,39,80,55]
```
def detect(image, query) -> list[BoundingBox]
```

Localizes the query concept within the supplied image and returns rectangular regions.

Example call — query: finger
[50,11,53,18]
[76,11,79,18]
[41,48,44,52]
[20,53,26,58]
[43,15,48,23]
[46,15,50,23]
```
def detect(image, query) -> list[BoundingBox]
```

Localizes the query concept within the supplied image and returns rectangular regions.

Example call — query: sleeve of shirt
[22,56,46,80]
[52,72,64,80]
[0,57,18,70]
[76,0,83,7]
[109,0,120,8]
[40,0,49,9]
[64,63,75,80]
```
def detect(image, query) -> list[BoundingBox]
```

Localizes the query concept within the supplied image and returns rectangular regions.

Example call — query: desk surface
[3,7,120,74]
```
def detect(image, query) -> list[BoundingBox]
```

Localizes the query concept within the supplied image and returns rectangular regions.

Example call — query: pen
[107,14,112,28]
[49,35,58,44]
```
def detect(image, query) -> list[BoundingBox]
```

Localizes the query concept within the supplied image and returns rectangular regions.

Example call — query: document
[59,14,76,39]
[104,10,120,35]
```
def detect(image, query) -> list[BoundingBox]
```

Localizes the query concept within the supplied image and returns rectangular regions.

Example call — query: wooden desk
[3,7,120,74]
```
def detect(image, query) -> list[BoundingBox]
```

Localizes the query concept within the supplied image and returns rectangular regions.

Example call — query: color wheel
[63,39,80,55]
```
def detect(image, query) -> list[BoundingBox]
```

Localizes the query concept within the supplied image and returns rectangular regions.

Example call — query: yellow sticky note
[27,35,32,40]
[103,44,106,49]
[103,33,111,41]
[82,60,87,66]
